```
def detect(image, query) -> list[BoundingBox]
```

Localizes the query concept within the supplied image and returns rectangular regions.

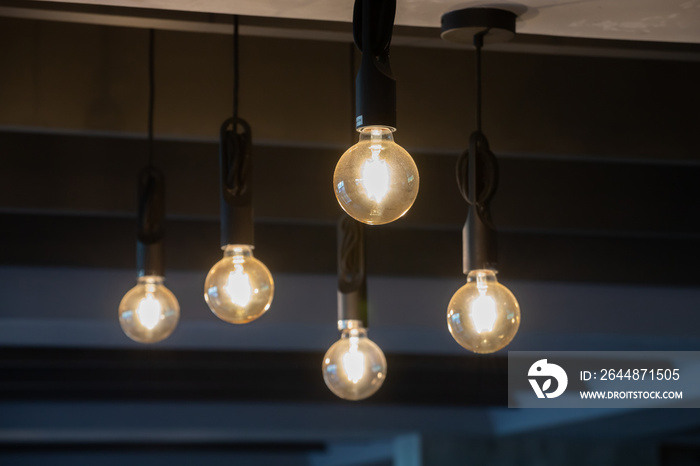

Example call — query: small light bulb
[447,269,520,354]
[334,126,419,225]
[119,276,180,344]
[204,244,274,324]
[322,326,386,401]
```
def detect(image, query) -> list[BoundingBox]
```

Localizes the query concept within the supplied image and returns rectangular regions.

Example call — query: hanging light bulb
[205,245,273,324]
[334,126,419,225]
[323,321,386,401]
[119,30,179,344]
[119,276,179,343]
[323,216,386,400]
[335,0,419,225]
[205,17,274,324]
[441,8,521,354]
[447,270,519,353]
[119,167,180,344]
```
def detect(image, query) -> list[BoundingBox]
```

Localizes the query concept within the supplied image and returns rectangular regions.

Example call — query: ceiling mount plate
[441,8,516,45]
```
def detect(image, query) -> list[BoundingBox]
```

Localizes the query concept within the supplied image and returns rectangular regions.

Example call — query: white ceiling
[40,0,700,44]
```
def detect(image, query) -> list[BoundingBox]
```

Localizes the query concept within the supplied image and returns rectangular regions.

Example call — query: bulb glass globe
[334,126,419,225]
[119,275,180,344]
[322,327,387,400]
[447,269,520,354]
[204,244,274,324]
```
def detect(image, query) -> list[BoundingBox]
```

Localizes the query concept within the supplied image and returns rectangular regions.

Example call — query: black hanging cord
[455,29,499,272]
[474,31,485,133]
[147,28,155,168]
[232,15,240,124]
[218,15,254,248]
[337,215,368,327]
[349,42,356,145]
[456,29,497,208]
[137,28,165,277]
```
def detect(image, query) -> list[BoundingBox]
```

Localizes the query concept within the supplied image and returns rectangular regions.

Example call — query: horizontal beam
[0,441,325,453]
[0,347,506,407]
[2,130,699,233]
[3,1,700,58]
[2,130,700,284]
[1,211,700,285]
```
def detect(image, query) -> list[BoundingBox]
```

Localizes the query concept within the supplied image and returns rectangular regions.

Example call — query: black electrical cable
[147,28,155,168]
[232,15,240,125]
[138,28,165,277]
[455,29,498,208]
[474,30,486,133]
[349,42,356,145]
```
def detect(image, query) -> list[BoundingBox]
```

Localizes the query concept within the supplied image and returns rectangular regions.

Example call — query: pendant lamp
[441,8,521,353]
[205,16,274,324]
[119,29,180,344]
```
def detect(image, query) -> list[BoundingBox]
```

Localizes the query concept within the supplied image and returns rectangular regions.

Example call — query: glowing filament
[469,295,497,333]
[225,265,253,307]
[135,294,162,331]
[361,149,390,202]
[342,338,366,383]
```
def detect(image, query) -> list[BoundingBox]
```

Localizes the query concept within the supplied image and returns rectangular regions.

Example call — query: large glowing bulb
[447,269,520,354]
[204,244,274,324]
[334,126,419,225]
[119,276,180,343]
[322,327,386,401]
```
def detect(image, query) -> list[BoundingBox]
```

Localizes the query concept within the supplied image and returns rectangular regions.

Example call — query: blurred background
[0,0,699,464]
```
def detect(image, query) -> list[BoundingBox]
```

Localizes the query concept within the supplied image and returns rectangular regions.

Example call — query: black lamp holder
[218,16,254,248]
[137,166,165,277]
[219,117,254,247]
[337,215,368,328]
[441,7,517,273]
[353,0,397,130]
[136,29,166,278]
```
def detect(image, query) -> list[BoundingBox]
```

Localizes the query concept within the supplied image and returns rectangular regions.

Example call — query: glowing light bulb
[204,244,274,324]
[470,295,498,333]
[447,269,520,354]
[334,126,419,225]
[342,337,366,383]
[119,276,180,343]
[361,153,390,202]
[225,265,253,307]
[322,326,386,401]
[135,293,162,330]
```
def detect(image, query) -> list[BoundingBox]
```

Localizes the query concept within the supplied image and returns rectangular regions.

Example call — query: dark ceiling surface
[1,2,700,465]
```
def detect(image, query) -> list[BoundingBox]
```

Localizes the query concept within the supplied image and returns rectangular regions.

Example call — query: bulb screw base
[338,319,364,331]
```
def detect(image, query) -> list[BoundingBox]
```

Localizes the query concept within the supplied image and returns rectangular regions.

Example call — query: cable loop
[456,130,499,207]
[219,117,252,199]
